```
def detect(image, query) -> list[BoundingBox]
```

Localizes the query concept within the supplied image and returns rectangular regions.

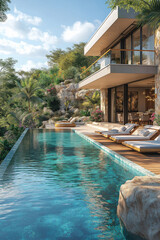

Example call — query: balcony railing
[80,49,155,80]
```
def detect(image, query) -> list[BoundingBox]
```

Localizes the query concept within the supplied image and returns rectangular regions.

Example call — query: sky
[0,0,110,71]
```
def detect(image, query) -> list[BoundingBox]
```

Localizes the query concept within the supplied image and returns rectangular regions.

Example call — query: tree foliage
[137,0,160,29]
[15,78,43,112]
[0,0,11,21]
[47,43,97,71]
[106,0,150,12]
[83,91,100,109]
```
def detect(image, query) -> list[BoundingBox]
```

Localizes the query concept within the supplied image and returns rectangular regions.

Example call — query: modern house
[79,7,160,124]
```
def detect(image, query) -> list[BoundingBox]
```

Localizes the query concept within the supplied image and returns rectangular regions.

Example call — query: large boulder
[117,175,160,240]
[55,83,78,110]
[43,107,54,115]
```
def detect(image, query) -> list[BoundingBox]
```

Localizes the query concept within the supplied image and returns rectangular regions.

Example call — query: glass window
[125,35,132,64]
[142,25,154,65]
[128,91,138,112]
[111,43,121,64]
[133,29,141,65]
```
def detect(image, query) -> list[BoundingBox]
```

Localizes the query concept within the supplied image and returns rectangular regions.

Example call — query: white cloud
[0,8,58,56]
[0,39,47,56]
[0,50,11,55]
[14,8,42,26]
[20,60,48,71]
[61,21,96,43]
[28,28,58,50]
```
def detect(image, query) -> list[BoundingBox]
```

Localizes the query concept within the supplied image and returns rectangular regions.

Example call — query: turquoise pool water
[0,130,143,240]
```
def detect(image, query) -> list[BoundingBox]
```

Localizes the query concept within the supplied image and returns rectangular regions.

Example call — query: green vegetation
[0,0,10,21]
[82,91,100,110]
[0,43,98,160]
[47,43,97,82]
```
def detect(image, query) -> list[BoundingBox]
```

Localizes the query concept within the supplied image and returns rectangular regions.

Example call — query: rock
[42,121,48,126]
[73,108,79,115]
[75,89,99,100]
[70,117,78,123]
[117,175,160,240]
[4,130,17,144]
[55,82,98,113]
[64,79,73,85]
[48,119,54,124]
[43,107,54,115]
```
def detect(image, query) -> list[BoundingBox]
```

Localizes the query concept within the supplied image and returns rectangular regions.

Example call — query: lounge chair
[101,124,139,138]
[55,117,77,128]
[123,135,160,153]
[95,123,131,134]
[110,128,159,143]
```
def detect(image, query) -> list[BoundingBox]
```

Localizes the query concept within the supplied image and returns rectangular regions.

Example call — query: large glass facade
[142,25,155,65]
[97,25,155,72]
[133,28,141,65]
[125,35,132,64]
[111,43,121,64]
[86,26,155,81]
[124,26,155,65]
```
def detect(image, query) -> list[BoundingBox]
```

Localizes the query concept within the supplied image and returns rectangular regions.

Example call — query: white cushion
[110,129,119,133]
[121,126,126,132]
[143,130,150,137]
[155,136,160,142]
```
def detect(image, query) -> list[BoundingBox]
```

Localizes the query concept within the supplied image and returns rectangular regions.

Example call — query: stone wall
[100,89,108,122]
[155,27,160,115]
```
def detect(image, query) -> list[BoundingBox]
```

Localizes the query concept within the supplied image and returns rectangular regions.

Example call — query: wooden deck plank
[86,134,160,175]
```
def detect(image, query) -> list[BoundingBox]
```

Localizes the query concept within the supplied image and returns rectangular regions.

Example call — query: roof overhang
[84,7,137,56]
[79,64,158,89]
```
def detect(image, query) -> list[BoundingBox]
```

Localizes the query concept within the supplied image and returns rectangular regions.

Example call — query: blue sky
[0,0,110,70]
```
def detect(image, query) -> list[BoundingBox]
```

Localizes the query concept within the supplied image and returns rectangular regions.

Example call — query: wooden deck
[86,134,160,175]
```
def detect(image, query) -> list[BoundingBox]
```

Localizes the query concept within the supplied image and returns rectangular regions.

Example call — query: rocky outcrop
[117,175,160,240]
[55,82,78,110]
[55,81,98,111]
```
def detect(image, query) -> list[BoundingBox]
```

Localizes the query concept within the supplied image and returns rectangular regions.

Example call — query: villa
[1,3,160,240]
[79,7,160,125]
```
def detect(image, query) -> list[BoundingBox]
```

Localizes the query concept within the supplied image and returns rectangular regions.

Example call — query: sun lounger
[123,135,160,153]
[102,124,139,138]
[110,129,159,143]
[95,123,130,134]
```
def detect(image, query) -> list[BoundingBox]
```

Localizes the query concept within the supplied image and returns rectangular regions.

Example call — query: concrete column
[100,89,108,122]
[155,27,160,115]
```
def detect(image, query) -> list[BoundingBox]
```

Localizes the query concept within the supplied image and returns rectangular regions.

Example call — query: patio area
[66,124,160,175]
[86,133,160,175]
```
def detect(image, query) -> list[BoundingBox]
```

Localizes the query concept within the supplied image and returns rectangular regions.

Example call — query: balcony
[79,49,158,89]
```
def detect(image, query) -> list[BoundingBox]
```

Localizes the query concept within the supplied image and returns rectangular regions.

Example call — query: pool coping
[74,130,155,176]
[0,128,29,178]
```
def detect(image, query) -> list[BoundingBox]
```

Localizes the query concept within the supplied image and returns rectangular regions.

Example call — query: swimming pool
[0,129,144,240]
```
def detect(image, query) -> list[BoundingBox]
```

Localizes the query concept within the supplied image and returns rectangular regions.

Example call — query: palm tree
[137,0,160,29]
[83,91,100,109]
[16,78,43,112]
